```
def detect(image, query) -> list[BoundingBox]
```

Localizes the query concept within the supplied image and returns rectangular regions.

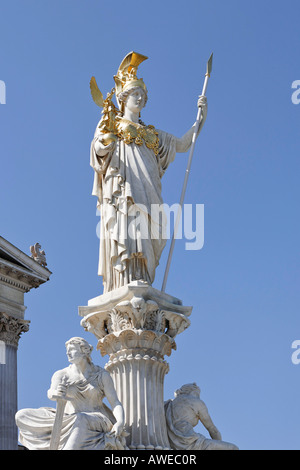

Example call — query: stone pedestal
[79,281,192,450]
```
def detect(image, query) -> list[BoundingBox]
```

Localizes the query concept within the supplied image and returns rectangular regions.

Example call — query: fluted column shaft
[0,343,18,450]
[0,312,29,450]
[105,343,170,450]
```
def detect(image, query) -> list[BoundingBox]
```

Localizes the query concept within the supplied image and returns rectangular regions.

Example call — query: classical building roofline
[0,236,51,293]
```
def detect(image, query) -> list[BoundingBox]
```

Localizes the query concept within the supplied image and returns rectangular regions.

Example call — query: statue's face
[125,87,146,114]
[66,343,84,364]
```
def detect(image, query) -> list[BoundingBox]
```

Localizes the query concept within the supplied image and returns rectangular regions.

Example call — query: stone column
[102,330,172,449]
[0,313,29,450]
[79,281,192,450]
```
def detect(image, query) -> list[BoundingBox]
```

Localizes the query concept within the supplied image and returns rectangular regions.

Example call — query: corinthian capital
[0,312,30,347]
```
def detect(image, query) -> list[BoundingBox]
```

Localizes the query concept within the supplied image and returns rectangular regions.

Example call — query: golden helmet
[114,51,148,99]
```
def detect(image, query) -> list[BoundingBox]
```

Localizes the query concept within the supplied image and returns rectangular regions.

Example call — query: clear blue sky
[1,0,300,450]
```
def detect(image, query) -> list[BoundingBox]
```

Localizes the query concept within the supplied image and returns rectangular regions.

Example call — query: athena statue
[90,51,207,293]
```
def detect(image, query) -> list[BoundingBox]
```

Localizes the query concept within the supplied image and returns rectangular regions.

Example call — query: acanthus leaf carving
[0,312,30,347]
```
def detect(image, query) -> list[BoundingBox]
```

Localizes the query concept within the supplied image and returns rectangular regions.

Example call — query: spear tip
[206,52,213,77]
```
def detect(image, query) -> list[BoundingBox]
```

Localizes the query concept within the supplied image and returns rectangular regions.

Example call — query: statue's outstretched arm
[175,96,207,153]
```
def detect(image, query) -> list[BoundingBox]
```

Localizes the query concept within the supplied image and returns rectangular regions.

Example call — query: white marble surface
[16,337,127,450]
[79,281,192,450]
[165,383,239,450]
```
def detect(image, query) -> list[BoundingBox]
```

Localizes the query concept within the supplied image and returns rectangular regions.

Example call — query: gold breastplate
[116,117,159,156]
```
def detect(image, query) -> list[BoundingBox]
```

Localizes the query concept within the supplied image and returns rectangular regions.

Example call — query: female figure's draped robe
[90,122,177,293]
[15,366,122,450]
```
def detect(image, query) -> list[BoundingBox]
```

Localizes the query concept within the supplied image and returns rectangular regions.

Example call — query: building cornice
[0,236,51,293]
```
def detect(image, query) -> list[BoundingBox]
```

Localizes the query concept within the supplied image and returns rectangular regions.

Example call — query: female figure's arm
[90,131,116,176]
[175,95,207,153]
[102,371,125,436]
[47,371,69,401]
[93,138,116,157]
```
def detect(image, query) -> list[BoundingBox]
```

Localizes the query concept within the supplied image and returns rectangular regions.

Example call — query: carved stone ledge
[0,251,51,293]
[0,271,31,293]
[97,328,176,358]
[0,312,30,347]
[79,282,192,343]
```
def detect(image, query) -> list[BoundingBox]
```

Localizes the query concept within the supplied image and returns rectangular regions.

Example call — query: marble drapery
[91,122,177,293]
[16,366,124,450]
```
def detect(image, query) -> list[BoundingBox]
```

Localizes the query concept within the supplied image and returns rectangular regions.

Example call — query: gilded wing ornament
[90,76,104,108]
[90,76,118,145]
